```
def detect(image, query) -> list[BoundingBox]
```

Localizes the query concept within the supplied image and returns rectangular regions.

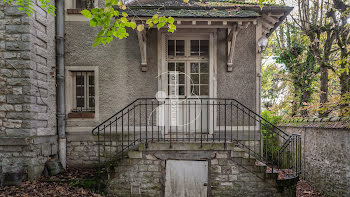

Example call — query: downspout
[56,0,66,169]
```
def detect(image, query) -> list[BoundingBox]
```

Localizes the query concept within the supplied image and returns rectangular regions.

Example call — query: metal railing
[92,98,302,177]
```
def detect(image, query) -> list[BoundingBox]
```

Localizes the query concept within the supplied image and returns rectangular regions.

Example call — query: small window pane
[200,40,209,56]
[200,85,209,96]
[168,63,175,71]
[89,75,94,85]
[190,63,199,73]
[89,87,95,96]
[89,98,95,108]
[76,75,84,85]
[176,63,185,73]
[77,98,84,108]
[76,86,84,96]
[176,40,185,56]
[191,40,199,56]
[200,63,209,73]
[191,85,199,96]
[191,74,199,84]
[168,40,175,56]
[200,74,209,84]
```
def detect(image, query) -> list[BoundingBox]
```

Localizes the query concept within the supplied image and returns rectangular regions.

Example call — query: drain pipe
[56,0,66,169]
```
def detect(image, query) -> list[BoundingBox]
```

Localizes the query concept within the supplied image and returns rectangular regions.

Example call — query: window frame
[65,66,99,120]
[72,71,95,112]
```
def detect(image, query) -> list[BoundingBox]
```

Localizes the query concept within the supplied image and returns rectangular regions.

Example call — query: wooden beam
[137,30,147,72]
[262,20,274,29]
[262,14,279,24]
[227,24,238,72]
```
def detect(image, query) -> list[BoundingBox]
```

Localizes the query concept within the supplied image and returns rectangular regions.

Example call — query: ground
[0,168,322,197]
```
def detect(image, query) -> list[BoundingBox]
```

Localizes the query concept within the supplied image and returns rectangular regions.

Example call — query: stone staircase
[105,141,298,197]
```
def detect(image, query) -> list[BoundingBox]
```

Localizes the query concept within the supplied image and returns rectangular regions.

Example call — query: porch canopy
[124,0,292,71]
[126,0,292,37]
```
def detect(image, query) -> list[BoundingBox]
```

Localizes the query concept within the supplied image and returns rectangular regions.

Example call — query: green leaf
[89,18,98,27]
[167,17,175,24]
[122,12,128,17]
[130,22,137,29]
[81,10,92,18]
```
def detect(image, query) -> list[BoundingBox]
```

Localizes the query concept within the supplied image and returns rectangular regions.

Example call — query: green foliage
[3,0,56,16]
[261,110,282,163]
[81,1,176,47]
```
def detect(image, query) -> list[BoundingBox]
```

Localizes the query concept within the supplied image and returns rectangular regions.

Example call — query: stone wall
[107,143,286,197]
[0,1,57,184]
[280,121,350,197]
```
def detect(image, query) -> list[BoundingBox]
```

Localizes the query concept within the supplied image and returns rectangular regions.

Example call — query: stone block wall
[66,132,99,167]
[0,1,57,183]
[108,148,282,197]
[280,121,350,197]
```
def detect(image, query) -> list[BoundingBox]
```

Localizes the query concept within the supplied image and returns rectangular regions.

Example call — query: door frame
[158,30,217,135]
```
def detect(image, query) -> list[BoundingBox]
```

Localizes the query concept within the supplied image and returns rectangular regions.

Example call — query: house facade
[1,0,301,196]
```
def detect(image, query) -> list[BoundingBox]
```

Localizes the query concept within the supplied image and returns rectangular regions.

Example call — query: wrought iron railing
[92,98,302,177]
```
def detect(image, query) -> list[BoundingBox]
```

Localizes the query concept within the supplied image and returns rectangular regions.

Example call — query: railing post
[145,100,148,148]
[224,100,227,149]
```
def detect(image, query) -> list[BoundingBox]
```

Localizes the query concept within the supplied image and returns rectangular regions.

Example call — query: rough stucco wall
[64,22,158,128]
[0,1,57,183]
[217,25,256,112]
[280,125,350,197]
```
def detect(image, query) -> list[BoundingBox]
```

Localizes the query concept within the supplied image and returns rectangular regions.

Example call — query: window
[75,0,95,9]
[72,71,95,112]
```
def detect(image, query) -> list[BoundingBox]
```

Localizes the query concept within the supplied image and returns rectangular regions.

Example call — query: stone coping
[279,117,350,129]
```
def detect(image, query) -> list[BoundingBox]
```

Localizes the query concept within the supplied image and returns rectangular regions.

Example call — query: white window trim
[65,66,99,121]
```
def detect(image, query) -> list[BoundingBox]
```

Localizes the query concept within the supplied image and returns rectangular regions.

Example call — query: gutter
[56,0,66,169]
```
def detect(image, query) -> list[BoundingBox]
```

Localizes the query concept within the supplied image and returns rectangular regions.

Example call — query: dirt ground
[0,168,323,197]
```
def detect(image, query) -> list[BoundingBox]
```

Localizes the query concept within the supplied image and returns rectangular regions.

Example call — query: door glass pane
[191,74,199,84]
[200,85,209,96]
[191,85,199,96]
[178,85,185,96]
[179,74,185,84]
[190,40,199,56]
[190,63,199,73]
[168,85,176,95]
[176,63,185,73]
[168,40,175,56]
[176,40,185,56]
[200,62,209,73]
[200,74,209,84]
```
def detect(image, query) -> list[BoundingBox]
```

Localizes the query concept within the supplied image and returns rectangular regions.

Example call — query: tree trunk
[300,90,312,117]
[319,66,329,117]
